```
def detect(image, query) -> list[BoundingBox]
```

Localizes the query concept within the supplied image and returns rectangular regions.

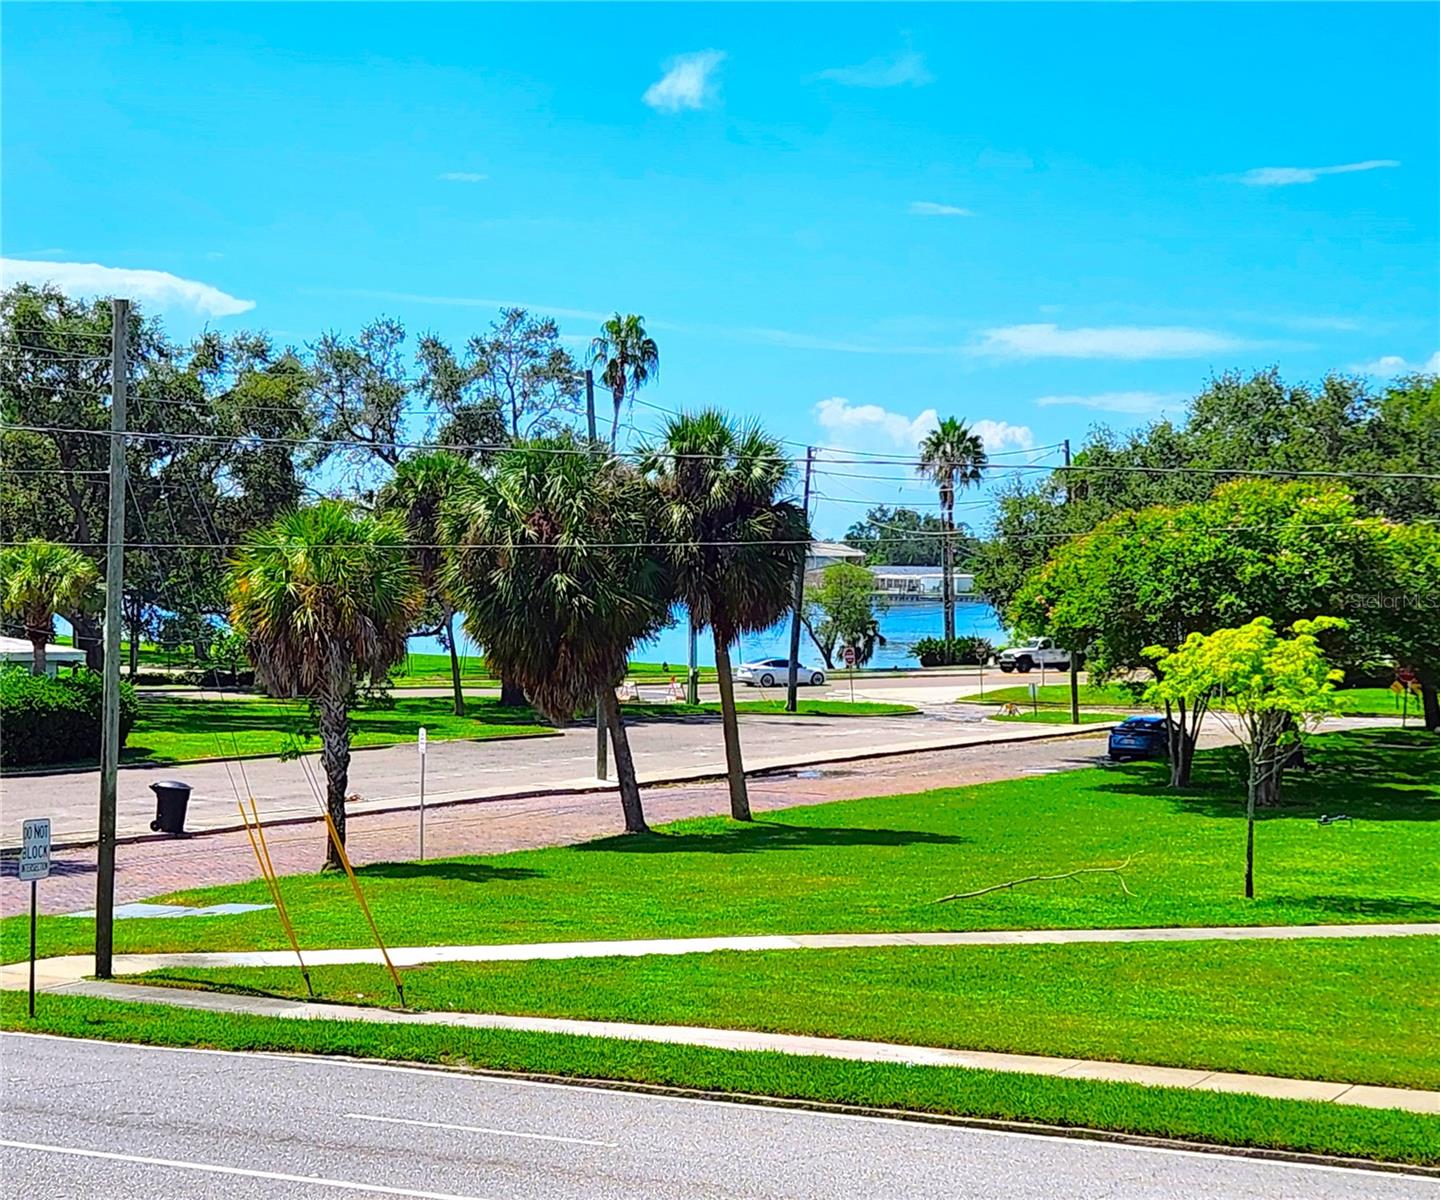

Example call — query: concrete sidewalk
[0,710,1112,849]
[20,974,1440,1118]
[8,920,1437,983]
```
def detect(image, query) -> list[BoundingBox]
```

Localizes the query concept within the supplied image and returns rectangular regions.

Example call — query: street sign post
[417,727,428,861]
[843,645,856,702]
[20,818,50,1018]
[1029,681,1039,715]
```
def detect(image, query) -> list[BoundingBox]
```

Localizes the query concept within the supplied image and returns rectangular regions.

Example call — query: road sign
[19,818,50,882]
[417,726,428,755]
[1397,666,1419,686]
[843,646,857,667]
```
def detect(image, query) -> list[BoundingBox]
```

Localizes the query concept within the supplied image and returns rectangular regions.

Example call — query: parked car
[1107,715,1174,761]
[735,658,826,687]
[996,637,1071,673]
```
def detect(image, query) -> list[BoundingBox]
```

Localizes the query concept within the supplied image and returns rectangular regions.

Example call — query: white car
[996,637,1071,673]
[735,658,827,688]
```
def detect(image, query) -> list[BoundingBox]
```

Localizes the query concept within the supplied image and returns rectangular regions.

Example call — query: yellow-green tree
[1145,617,1344,899]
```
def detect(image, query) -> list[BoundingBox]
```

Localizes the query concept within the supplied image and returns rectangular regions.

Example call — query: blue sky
[4,2,1438,537]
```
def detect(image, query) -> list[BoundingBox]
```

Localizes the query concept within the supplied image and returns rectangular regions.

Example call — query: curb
[5,723,1114,855]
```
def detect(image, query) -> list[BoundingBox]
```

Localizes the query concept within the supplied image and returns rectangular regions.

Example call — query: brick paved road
[0,734,1113,916]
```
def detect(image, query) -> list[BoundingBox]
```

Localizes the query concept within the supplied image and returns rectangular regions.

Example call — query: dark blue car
[1108,715,1173,761]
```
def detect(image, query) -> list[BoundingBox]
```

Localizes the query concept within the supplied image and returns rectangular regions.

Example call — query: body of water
[413,601,1009,671]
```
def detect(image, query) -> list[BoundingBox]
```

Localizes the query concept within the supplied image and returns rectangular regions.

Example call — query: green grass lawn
[4,992,1436,1166]
[388,651,721,688]
[966,683,1150,708]
[968,682,1415,719]
[990,710,1126,725]
[9,727,1438,963]
[139,935,1440,1091]
[120,694,556,765]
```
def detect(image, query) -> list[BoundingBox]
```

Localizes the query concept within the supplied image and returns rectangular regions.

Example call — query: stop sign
[843,646,857,667]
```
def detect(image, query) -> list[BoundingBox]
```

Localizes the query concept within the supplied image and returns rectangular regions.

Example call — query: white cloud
[908,201,974,217]
[1353,351,1440,378]
[643,50,725,112]
[975,323,1242,360]
[813,397,1033,453]
[438,171,487,183]
[1238,159,1400,187]
[0,258,254,317]
[1035,391,1188,416]
[816,50,933,88]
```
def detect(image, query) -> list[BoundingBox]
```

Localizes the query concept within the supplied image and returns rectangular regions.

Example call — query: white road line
[0,1138,492,1200]
[345,1112,617,1147]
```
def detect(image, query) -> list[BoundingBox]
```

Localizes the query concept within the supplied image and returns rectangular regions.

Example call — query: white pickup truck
[996,637,1071,673]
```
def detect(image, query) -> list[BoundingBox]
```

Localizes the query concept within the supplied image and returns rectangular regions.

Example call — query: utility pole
[584,368,598,443]
[1064,438,1080,727]
[785,447,815,713]
[686,614,699,705]
[585,368,607,778]
[95,298,128,979]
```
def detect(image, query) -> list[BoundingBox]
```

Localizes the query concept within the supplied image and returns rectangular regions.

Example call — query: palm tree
[589,314,659,449]
[642,410,809,821]
[229,502,421,869]
[917,419,988,644]
[441,436,670,833]
[377,451,476,716]
[0,540,100,674]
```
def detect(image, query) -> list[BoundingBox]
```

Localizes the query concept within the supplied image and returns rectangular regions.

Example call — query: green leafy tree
[1145,618,1344,898]
[917,419,987,643]
[308,317,412,482]
[1373,521,1440,731]
[642,410,809,820]
[803,562,887,669]
[441,437,670,833]
[1012,480,1392,785]
[465,308,582,440]
[0,540,101,674]
[589,314,659,449]
[229,502,422,868]
[843,505,979,568]
[376,452,477,716]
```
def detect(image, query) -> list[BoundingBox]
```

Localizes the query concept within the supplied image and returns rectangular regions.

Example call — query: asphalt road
[2,1034,1432,1199]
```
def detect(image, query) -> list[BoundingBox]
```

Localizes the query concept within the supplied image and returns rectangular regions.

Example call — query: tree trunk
[599,687,648,833]
[443,607,465,717]
[1244,757,1257,899]
[128,620,140,674]
[499,675,526,707]
[1422,683,1439,733]
[712,629,752,821]
[28,633,47,676]
[71,612,103,671]
[941,499,955,644]
[318,694,352,872]
[609,386,624,449]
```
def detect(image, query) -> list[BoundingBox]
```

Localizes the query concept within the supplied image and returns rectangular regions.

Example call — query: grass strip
[989,710,1126,725]
[140,936,1440,1092]
[3,991,1436,1166]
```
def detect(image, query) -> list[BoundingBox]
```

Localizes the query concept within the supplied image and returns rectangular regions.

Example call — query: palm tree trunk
[609,386,624,449]
[499,675,526,707]
[28,634,47,676]
[942,498,955,644]
[599,687,648,833]
[712,629,752,821]
[318,694,352,872]
[443,607,465,717]
[1422,682,1439,733]
[71,612,102,671]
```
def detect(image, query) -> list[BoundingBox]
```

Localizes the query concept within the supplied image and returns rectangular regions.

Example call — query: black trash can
[149,780,192,835]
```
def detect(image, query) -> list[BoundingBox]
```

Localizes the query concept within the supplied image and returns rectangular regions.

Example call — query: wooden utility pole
[95,298,129,978]
[585,368,607,778]
[1064,438,1080,726]
[785,447,815,713]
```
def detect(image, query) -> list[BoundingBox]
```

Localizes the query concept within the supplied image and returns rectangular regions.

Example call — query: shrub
[0,668,138,767]
[912,635,994,667]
